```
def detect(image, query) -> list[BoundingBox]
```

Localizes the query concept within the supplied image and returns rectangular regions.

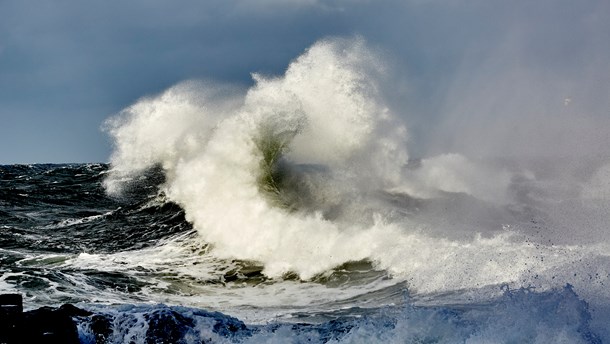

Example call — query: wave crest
[104,38,409,279]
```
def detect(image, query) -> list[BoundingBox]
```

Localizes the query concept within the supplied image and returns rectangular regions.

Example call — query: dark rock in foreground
[0,295,251,344]
[0,294,22,344]
[1,295,88,344]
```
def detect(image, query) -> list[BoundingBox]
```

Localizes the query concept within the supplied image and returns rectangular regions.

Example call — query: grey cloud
[0,0,608,163]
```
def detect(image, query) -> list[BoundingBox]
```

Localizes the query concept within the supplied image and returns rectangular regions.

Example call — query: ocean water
[2,39,610,343]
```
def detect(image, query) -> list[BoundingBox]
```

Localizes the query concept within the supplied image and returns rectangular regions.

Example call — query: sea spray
[103,38,610,311]
[105,38,411,279]
[103,80,245,195]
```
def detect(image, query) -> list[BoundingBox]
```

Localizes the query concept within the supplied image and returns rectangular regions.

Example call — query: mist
[411,0,610,162]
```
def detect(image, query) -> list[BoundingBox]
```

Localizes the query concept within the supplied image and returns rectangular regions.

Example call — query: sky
[0,0,609,163]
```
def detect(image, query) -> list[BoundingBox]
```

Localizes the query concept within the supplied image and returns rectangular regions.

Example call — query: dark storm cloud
[0,0,608,163]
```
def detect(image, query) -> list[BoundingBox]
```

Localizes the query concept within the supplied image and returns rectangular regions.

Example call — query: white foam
[103,38,610,314]
[103,80,245,195]
[105,38,409,280]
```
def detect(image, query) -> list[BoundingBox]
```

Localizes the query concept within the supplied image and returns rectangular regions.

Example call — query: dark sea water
[3,38,610,343]
[0,160,607,343]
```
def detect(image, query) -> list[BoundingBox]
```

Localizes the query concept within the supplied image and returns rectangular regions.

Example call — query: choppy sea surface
[0,162,607,343]
[1,160,608,343]
[3,39,610,343]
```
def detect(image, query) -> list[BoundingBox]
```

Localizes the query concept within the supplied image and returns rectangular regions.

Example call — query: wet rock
[0,295,91,344]
[20,304,90,344]
[0,294,22,344]
[144,309,194,344]
[89,313,114,344]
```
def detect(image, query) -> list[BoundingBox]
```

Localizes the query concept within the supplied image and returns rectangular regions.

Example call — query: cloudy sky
[1,0,609,163]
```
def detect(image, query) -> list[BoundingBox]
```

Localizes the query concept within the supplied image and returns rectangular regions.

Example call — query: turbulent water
[2,39,610,343]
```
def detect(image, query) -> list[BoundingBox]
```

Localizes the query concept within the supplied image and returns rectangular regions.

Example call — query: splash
[104,38,610,304]
[105,38,407,278]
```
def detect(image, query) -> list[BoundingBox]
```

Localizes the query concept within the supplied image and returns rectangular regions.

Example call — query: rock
[0,294,23,344]
[0,295,91,344]
[144,309,194,344]
[20,304,90,344]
